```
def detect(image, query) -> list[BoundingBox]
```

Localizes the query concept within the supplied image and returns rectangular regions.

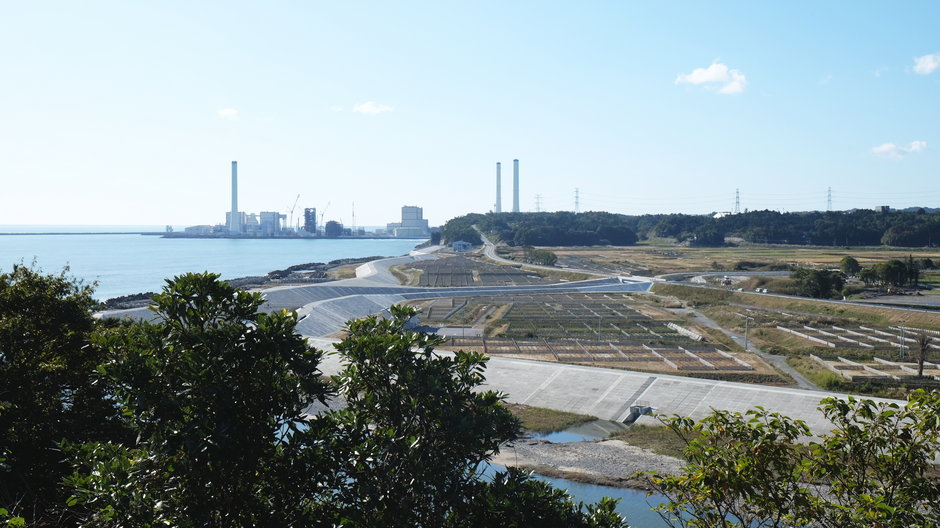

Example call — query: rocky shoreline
[492,437,683,491]
[101,256,385,310]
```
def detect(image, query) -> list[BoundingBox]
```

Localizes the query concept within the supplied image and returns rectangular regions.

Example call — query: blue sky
[1,1,938,227]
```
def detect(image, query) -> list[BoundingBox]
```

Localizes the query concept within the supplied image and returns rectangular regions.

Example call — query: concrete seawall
[309,337,901,436]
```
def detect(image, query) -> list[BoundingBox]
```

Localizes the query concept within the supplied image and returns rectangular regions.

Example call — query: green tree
[67,276,627,527]
[450,467,625,528]
[907,254,920,288]
[839,256,861,276]
[790,268,845,299]
[873,259,908,288]
[858,266,878,287]
[647,391,940,527]
[323,305,626,527]
[522,246,558,266]
[68,272,331,527]
[0,265,126,526]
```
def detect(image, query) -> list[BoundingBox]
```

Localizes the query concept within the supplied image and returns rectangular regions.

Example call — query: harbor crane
[319,201,330,228]
[287,194,300,231]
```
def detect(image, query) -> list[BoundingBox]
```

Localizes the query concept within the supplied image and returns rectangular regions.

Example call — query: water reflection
[529,419,628,443]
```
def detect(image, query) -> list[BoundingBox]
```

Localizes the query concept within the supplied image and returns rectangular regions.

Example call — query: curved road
[474,226,654,285]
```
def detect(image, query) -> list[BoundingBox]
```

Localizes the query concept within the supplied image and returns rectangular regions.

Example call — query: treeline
[845,255,936,289]
[442,212,639,246]
[443,209,940,247]
[787,255,934,299]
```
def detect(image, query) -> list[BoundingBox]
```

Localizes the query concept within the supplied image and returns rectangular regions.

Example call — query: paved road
[474,227,655,284]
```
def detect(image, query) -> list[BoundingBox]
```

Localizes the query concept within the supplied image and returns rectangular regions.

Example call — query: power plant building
[180,161,435,239]
[303,208,317,234]
[259,211,286,236]
[386,205,430,238]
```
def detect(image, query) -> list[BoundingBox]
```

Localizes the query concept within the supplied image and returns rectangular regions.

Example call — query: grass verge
[506,403,596,433]
[326,263,359,279]
[389,264,423,286]
[609,424,689,460]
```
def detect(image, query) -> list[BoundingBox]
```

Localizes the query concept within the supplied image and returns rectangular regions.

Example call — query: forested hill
[441,209,940,247]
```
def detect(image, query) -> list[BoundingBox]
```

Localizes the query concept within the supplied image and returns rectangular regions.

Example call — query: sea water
[0,231,421,300]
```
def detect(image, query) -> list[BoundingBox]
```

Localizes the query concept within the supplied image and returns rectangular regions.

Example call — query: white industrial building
[386,205,430,238]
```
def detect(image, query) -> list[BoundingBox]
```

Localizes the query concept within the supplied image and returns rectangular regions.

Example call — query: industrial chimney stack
[512,159,520,213]
[229,161,240,235]
[495,162,502,213]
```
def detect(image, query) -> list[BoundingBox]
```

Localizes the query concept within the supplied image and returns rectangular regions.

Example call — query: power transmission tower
[574,188,580,213]
[734,188,740,214]
[535,194,542,213]
[827,187,832,211]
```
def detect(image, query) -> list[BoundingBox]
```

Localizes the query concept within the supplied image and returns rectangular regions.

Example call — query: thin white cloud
[914,52,940,75]
[330,105,344,112]
[819,74,833,85]
[353,101,393,115]
[873,66,888,78]
[872,140,927,159]
[217,108,239,120]
[675,62,748,94]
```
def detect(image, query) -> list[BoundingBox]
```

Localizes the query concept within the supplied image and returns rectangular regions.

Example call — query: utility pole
[827,187,832,212]
[734,188,740,214]
[736,313,754,351]
[535,194,542,213]
[744,317,750,351]
[574,188,580,213]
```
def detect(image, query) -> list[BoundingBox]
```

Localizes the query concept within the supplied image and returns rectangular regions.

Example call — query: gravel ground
[491,438,684,490]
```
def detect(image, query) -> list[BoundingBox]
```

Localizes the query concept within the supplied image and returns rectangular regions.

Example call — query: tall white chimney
[229,161,240,234]
[512,159,520,213]
[495,162,502,213]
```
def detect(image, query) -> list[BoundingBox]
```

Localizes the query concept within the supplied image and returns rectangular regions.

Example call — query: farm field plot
[541,242,940,277]
[414,292,777,379]
[775,324,940,357]
[407,256,549,287]
[812,354,940,386]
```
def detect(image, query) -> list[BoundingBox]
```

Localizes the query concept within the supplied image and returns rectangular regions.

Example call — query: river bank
[492,437,683,491]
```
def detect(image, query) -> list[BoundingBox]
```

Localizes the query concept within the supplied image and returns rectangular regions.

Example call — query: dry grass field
[543,240,940,277]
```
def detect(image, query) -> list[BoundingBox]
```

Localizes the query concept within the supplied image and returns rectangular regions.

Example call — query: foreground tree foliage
[0,265,127,527]
[68,272,332,526]
[322,306,626,527]
[62,273,627,527]
[647,391,940,527]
